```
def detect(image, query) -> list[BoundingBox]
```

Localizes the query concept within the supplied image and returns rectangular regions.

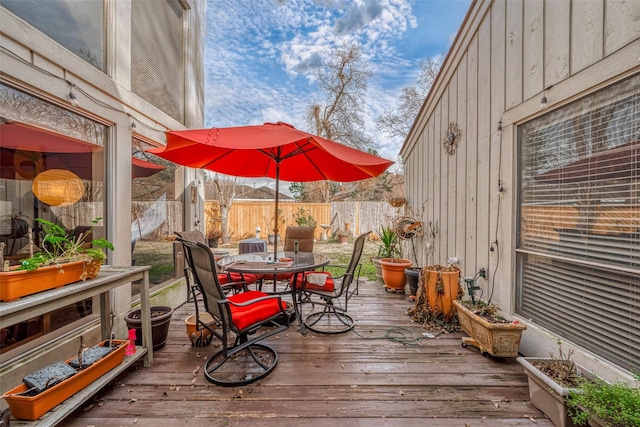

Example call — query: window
[517,74,640,372]
[131,138,183,291]
[0,83,106,353]
[131,0,185,122]
[1,0,105,70]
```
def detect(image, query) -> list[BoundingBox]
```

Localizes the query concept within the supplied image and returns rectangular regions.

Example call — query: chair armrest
[219,293,285,308]
[221,281,249,292]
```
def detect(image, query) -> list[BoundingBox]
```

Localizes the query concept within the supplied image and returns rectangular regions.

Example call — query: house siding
[400,0,639,379]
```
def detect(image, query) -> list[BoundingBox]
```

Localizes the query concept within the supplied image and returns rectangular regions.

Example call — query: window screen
[1,0,104,70]
[131,0,185,123]
[517,74,640,372]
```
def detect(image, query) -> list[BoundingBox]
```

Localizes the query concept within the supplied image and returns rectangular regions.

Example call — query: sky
[203,0,471,192]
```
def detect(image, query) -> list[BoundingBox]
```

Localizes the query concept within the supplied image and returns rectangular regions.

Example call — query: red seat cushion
[218,272,258,285]
[228,291,287,331]
[292,271,335,292]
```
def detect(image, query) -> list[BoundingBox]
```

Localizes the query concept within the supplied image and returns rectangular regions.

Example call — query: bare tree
[302,43,373,202]
[307,43,373,151]
[212,174,237,243]
[377,55,443,139]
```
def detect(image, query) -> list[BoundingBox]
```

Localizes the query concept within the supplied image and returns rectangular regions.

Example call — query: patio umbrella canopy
[0,123,165,180]
[149,121,394,257]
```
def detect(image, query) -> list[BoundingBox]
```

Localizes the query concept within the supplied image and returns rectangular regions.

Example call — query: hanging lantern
[32,169,85,207]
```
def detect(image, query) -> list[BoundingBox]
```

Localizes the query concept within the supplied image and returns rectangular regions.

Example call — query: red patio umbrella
[148,121,394,257]
[1,123,165,180]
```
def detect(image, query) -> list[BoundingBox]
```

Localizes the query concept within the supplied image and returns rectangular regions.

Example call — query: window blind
[2,0,105,70]
[131,0,185,123]
[517,74,640,372]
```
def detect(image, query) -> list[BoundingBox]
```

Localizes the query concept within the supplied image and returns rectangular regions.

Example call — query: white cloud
[204,0,469,163]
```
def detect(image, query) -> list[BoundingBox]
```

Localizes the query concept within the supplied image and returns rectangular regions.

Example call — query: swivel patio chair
[177,238,291,386]
[174,230,259,294]
[296,231,371,334]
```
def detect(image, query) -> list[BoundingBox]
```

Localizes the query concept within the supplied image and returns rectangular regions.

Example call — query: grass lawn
[132,238,381,285]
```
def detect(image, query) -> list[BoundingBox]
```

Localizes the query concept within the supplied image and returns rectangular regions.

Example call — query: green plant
[567,373,640,427]
[376,226,400,258]
[293,208,316,227]
[18,218,114,271]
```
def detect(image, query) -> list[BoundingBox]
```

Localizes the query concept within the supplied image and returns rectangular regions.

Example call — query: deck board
[65,280,552,426]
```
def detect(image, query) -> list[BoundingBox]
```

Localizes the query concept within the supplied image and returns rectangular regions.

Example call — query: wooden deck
[65,280,551,426]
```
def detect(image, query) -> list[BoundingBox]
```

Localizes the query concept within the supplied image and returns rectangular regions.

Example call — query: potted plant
[205,212,223,247]
[205,228,223,248]
[405,221,440,302]
[453,299,526,357]
[379,257,413,291]
[404,267,421,301]
[2,338,128,421]
[371,226,400,283]
[566,373,640,427]
[125,306,174,351]
[416,263,461,319]
[0,217,113,301]
[517,342,594,427]
[335,228,350,243]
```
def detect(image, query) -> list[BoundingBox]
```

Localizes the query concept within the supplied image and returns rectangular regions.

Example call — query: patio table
[219,251,330,335]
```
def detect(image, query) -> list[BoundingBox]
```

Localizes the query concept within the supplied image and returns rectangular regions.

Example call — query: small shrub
[293,208,316,227]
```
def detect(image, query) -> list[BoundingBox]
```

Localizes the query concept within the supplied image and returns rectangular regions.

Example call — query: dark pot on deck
[125,306,174,351]
[405,267,421,298]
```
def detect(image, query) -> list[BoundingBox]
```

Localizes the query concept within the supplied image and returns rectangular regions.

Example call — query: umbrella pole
[273,164,280,260]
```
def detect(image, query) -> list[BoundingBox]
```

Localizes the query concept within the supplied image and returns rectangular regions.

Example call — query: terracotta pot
[125,306,174,351]
[0,259,101,302]
[3,340,127,421]
[379,258,412,290]
[337,235,349,243]
[453,300,526,357]
[185,313,216,347]
[422,269,460,320]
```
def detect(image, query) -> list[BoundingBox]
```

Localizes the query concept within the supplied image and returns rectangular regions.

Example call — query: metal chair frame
[177,238,290,386]
[299,231,371,334]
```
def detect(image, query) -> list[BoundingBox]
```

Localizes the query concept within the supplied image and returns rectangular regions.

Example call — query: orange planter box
[0,260,100,302]
[3,340,126,421]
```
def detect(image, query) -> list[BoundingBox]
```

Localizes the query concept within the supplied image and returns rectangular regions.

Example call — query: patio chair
[177,238,291,386]
[262,226,317,291]
[295,231,371,334]
[174,230,259,296]
[283,226,316,252]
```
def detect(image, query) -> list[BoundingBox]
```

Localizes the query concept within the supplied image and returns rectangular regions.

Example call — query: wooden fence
[205,200,398,241]
[52,200,397,243]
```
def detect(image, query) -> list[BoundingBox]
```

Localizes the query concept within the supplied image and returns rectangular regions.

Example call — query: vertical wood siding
[400,0,640,312]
